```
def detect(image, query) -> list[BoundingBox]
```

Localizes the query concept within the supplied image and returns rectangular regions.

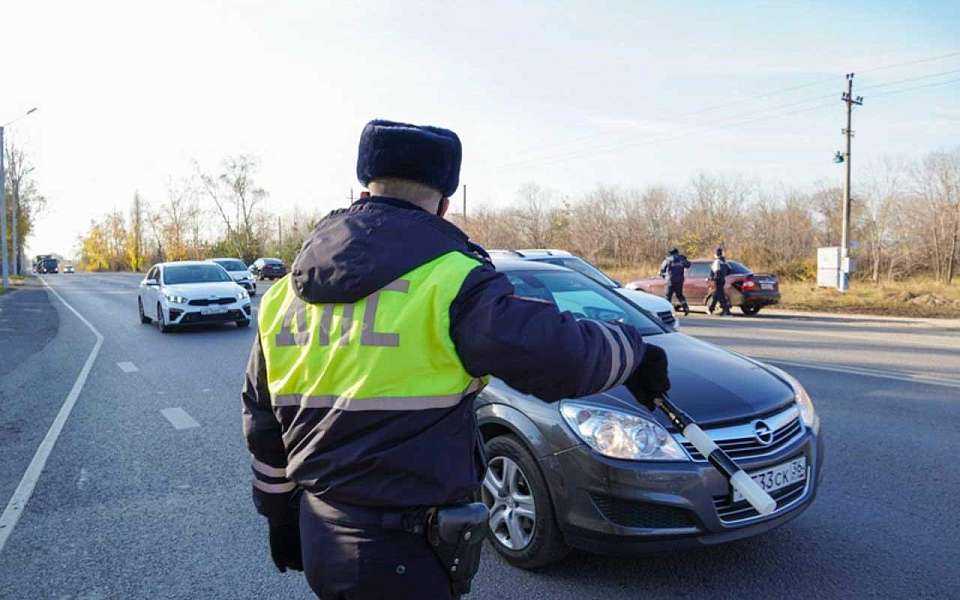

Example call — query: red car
[627,259,780,315]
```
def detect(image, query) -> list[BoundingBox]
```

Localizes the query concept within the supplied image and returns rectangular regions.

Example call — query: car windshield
[213,259,247,271]
[263,258,282,265]
[163,264,233,285]
[536,257,619,288]
[507,269,665,335]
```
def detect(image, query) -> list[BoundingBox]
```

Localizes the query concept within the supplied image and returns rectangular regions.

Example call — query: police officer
[709,246,732,316]
[242,120,671,599]
[659,247,691,316]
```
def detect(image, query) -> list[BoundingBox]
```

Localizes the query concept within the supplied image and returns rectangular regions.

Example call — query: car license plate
[203,306,228,315]
[733,456,806,502]
[760,283,774,290]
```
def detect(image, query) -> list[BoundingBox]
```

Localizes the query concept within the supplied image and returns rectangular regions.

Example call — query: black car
[475,259,822,568]
[250,257,287,281]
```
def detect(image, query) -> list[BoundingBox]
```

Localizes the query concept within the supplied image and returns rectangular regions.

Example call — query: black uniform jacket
[242,196,648,520]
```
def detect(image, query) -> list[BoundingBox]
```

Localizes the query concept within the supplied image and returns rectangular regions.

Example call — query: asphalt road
[1,273,958,599]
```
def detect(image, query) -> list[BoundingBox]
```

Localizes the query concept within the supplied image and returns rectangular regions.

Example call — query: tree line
[460,147,960,283]
[2,140,45,274]
[75,147,959,284]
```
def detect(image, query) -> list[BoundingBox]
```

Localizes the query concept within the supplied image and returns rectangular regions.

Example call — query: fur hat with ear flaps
[356,119,462,198]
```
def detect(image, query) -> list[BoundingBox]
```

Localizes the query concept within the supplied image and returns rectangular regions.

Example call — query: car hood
[614,288,673,313]
[163,282,241,298]
[602,333,794,426]
[225,270,252,281]
[485,332,794,428]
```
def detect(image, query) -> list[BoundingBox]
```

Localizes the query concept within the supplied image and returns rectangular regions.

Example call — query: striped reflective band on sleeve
[590,321,622,390]
[272,379,484,411]
[599,321,636,387]
[251,456,287,478]
[252,479,296,494]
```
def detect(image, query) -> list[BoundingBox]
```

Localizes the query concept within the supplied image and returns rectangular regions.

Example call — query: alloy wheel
[482,456,536,550]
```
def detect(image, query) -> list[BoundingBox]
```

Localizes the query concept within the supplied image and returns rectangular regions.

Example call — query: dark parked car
[249,257,287,281]
[628,259,780,315]
[476,259,821,568]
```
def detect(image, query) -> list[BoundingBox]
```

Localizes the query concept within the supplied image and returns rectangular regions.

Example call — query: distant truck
[36,256,60,274]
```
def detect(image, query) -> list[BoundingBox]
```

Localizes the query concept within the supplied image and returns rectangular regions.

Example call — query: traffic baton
[654,395,777,515]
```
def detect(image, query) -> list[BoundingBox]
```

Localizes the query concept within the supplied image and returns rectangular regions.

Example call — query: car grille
[657,310,676,326]
[188,297,235,306]
[677,405,803,462]
[181,309,245,323]
[713,459,810,524]
[589,494,699,530]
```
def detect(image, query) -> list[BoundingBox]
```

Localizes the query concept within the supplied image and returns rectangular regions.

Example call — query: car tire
[157,303,172,333]
[740,305,761,316]
[236,319,251,328]
[482,435,570,569]
[138,298,152,324]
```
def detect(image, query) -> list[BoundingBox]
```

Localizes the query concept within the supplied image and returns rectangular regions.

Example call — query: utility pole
[839,73,863,292]
[462,184,467,225]
[0,125,7,289]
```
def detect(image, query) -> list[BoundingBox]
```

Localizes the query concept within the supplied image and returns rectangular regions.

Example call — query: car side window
[505,274,555,304]
[147,267,158,281]
[687,262,710,278]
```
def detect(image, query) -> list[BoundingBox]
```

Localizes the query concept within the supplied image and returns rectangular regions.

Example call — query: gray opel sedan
[475,259,823,568]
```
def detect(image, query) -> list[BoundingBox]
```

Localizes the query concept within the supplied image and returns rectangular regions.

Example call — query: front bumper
[545,426,823,555]
[167,302,252,325]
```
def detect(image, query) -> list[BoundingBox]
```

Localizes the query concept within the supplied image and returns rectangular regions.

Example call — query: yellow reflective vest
[258,251,487,411]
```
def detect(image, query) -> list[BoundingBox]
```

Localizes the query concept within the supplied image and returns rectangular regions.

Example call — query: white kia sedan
[138,261,252,332]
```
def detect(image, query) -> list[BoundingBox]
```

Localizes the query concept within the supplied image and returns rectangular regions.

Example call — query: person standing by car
[241,119,671,599]
[709,246,733,316]
[659,247,691,315]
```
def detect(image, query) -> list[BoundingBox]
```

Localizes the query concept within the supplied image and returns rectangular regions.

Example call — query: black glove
[268,519,303,573]
[626,344,670,411]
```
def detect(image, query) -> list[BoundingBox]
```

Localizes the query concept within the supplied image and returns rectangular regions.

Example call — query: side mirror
[145,278,159,286]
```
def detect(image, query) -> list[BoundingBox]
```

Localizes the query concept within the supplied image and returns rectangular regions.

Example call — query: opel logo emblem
[753,420,773,445]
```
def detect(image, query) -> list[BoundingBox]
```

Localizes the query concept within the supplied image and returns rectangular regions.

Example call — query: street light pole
[1,125,7,289]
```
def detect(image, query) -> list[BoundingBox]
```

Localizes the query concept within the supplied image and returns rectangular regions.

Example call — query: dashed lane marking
[160,407,201,430]
[117,361,139,373]
[0,276,104,554]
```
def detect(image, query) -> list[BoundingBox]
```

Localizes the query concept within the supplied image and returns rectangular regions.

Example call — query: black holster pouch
[426,503,488,597]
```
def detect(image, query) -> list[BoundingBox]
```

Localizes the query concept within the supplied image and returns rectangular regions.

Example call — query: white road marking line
[76,468,90,491]
[765,358,960,390]
[0,276,104,555]
[116,361,139,373]
[160,407,201,430]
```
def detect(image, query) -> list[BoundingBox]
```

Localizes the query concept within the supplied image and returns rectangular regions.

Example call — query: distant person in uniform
[709,247,732,316]
[660,248,690,316]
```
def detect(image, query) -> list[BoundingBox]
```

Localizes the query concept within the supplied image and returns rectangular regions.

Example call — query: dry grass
[778,279,960,318]
[606,265,960,318]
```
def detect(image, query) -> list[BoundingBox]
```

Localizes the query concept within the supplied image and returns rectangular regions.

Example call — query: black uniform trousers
[300,493,454,600]
[665,279,687,305]
[709,280,731,314]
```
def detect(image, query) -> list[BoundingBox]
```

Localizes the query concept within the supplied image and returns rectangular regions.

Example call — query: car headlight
[237,289,249,300]
[164,293,188,304]
[560,402,688,461]
[765,364,819,432]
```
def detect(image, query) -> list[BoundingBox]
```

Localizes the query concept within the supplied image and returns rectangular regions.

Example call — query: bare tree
[196,155,267,262]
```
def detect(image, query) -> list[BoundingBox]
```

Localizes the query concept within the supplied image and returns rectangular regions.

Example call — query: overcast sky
[4,0,959,257]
